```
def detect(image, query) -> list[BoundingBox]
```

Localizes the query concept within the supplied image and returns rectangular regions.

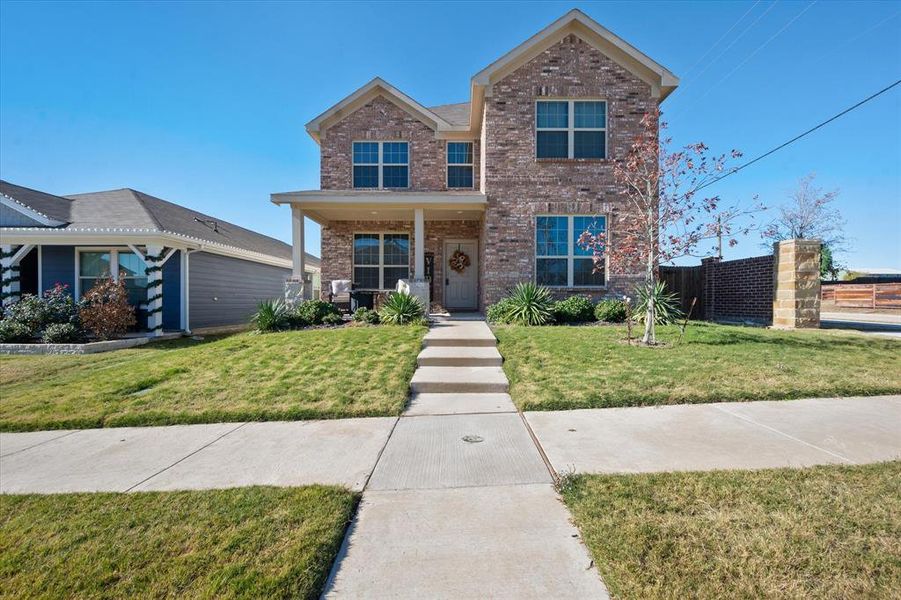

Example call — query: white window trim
[535,99,607,159]
[352,141,410,189]
[446,141,475,189]
[352,232,411,291]
[535,215,608,289]
[74,247,147,300]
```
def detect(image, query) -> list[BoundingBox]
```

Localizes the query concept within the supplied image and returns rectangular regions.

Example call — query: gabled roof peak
[303,9,679,143]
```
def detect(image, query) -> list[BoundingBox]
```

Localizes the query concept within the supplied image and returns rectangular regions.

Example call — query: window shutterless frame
[446,141,474,189]
[352,232,411,290]
[535,99,607,159]
[352,141,410,189]
[534,215,608,288]
[74,247,149,301]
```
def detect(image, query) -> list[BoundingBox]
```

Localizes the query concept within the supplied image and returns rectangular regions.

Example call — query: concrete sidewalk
[525,395,901,475]
[0,418,396,494]
[322,318,609,599]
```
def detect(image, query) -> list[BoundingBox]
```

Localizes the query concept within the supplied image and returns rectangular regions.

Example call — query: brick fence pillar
[772,239,821,329]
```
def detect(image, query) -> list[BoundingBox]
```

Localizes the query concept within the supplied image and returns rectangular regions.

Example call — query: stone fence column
[772,239,821,329]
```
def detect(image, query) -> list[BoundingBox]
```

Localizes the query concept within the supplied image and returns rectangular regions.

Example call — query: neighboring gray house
[0,180,320,332]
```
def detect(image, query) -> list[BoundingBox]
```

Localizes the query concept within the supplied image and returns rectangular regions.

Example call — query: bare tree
[762,174,846,250]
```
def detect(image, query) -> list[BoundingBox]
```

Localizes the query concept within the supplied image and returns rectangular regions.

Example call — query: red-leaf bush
[78,277,136,340]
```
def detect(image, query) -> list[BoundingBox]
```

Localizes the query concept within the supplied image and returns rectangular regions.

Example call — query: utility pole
[716,215,723,259]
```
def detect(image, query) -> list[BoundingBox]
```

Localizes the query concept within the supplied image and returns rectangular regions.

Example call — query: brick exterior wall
[321,219,482,306]
[320,95,480,191]
[480,34,656,306]
[315,33,660,309]
[701,255,775,324]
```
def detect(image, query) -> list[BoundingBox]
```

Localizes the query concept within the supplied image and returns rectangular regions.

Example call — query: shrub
[595,299,628,323]
[322,312,344,326]
[296,299,341,325]
[41,322,84,344]
[504,282,554,326]
[553,296,595,323]
[352,307,380,325]
[486,298,516,324]
[634,281,683,325]
[378,292,424,325]
[0,319,33,343]
[2,294,50,331]
[78,277,137,340]
[251,299,288,332]
[41,283,80,327]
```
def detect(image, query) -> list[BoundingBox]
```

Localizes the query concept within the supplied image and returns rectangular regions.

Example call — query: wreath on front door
[449,249,471,274]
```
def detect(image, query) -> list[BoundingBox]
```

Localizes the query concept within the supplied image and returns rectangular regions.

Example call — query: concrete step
[417,346,503,367]
[406,393,516,415]
[410,366,509,394]
[423,321,496,348]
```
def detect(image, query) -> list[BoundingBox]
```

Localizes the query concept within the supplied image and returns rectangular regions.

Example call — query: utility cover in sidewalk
[368,413,551,490]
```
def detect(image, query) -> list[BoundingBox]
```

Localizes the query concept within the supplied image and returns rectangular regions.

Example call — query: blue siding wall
[40,245,76,294]
[162,250,181,330]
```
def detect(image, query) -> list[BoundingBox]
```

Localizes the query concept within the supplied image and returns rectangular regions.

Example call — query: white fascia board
[0,228,292,270]
[0,194,67,227]
[471,9,679,100]
[270,190,487,206]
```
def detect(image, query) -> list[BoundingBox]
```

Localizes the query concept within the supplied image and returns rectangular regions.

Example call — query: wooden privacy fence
[659,265,703,317]
[822,283,901,310]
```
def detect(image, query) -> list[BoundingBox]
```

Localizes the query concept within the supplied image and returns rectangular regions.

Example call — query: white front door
[444,240,478,310]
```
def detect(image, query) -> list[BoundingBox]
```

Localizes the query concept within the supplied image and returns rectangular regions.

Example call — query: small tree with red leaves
[578,108,761,345]
[78,275,136,340]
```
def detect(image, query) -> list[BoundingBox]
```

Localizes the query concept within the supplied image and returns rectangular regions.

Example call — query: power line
[681,1,778,86]
[681,1,761,79]
[691,1,818,105]
[694,79,901,193]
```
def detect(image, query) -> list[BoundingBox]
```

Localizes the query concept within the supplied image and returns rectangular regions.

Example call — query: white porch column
[145,244,164,336]
[292,205,306,279]
[0,244,19,306]
[414,208,424,280]
[1,244,32,306]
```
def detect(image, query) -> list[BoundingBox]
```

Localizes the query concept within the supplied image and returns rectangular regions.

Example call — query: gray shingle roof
[2,180,318,266]
[0,180,73,223]
[429,102,471,127]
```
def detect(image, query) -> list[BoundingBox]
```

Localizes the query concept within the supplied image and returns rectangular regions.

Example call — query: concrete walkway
[322,317,608,598]
[0,418,396,493]
[526,395,901,475]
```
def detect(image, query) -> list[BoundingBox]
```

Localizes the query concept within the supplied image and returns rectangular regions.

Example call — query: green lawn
[0,485,355,599]
[0,326,425,431]
[494,322,901,410]
[561,462,901,599]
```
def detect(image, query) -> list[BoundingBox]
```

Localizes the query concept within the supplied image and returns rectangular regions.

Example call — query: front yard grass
[0,326,425,431]
[561,462,901,599]
[495,322,901,410]
[0,485,356,599]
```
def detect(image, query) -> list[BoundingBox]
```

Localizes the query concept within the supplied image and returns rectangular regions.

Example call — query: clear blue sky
[2,1,899,269]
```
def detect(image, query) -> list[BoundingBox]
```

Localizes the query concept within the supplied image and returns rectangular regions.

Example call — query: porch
[271,190,487,310]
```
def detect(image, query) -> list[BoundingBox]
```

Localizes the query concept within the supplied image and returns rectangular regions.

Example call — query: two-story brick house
[272,9,678,310]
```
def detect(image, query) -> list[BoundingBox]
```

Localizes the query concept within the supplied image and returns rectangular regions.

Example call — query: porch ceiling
[270,190,486,224]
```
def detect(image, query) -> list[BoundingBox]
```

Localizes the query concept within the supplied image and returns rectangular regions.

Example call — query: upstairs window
[536,100,606,159]
[447,142,474,188]
[535,215,606,288]
[353,141,409,189]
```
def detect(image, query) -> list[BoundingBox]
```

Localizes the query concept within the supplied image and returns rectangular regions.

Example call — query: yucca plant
[378,292,424,325]
[504,282,554,326]
[251,298,288,332]
[634,281,683,325]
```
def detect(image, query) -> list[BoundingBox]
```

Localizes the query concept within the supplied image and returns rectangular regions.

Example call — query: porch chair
[329,279,352,313]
